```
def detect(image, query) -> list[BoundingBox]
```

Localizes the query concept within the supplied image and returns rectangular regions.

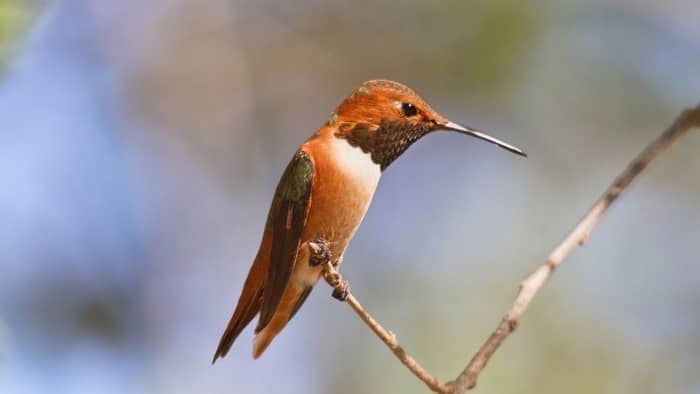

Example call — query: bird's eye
[400,102,418,117]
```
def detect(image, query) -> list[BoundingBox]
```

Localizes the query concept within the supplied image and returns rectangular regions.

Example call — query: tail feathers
[252,313,285,359]
[251,285,313,359]
[252,328,274,359]
[212,285,263,364]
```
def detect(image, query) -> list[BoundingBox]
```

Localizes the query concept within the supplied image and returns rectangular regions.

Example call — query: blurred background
[1,0,699,393]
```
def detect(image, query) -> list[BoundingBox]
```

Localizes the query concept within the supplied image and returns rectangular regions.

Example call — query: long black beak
[441,120,527,157]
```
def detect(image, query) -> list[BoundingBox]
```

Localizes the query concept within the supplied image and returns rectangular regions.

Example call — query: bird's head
[327,79,525,170]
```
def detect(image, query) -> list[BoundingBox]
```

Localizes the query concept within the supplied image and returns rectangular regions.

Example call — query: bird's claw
[324,269,350,301]
[331,279,350,301]
[308,238,351,301]
[308,238,332,266]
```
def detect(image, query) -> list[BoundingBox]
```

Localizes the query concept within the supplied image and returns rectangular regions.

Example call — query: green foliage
[0,0,37,68]
[419,0,548,95]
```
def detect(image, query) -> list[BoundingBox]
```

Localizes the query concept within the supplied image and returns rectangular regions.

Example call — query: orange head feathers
[326,79,525,170]
[332,79,447,127]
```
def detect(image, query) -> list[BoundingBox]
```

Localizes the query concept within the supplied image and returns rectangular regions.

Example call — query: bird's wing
[254,150,314,333]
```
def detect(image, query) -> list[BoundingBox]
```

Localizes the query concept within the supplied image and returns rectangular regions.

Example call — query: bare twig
[312,246,450,394]
[317,104,700,394]
[447,103,700,393]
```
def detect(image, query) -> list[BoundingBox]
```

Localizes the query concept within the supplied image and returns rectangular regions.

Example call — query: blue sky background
[1,1,699,393]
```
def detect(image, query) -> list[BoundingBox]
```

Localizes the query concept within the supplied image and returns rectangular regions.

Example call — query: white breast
[328,136,381,191]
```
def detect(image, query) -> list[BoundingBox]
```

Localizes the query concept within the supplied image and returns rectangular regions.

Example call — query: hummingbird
[213,79,525,362]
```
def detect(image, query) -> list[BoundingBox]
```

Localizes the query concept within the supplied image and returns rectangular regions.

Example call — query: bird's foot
[331,279,351,301]
[322,269,350,301]
[322,262,352,302]
[308,238,332,267]
[308,238,351,302]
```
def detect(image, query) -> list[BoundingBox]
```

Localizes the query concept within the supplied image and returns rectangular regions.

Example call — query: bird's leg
[307,238,351,302]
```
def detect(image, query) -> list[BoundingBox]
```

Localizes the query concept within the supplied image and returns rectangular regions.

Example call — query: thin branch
[448,103,700,393]
[316,257,450,394]
[317,104,700,394]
